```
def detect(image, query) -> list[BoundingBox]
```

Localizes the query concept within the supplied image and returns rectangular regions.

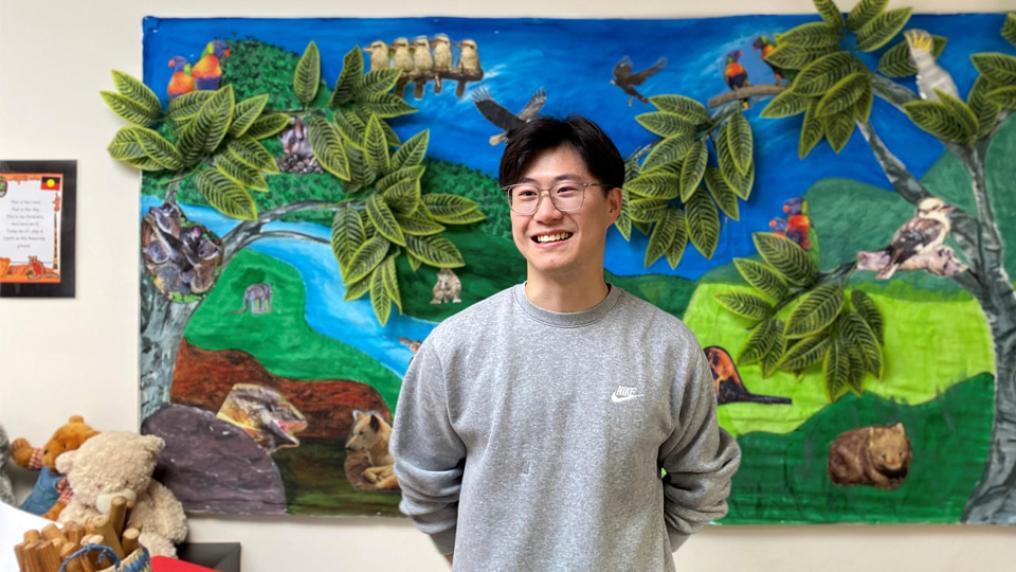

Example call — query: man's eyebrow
[519,173,585,183]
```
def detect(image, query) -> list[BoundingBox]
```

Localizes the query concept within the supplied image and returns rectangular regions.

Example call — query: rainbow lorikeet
[167,56,195,100]
[752,36,786,85]
[725,50,750,109]
[192,40,230,91]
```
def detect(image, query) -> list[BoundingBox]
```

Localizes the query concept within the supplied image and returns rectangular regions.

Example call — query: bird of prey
[610,56,667,106]
[472,87,547,146]
[905,29,958,101]
[876,197,955,280]
[725,50,750,109]
[752,36,785,85]
[704,346,791,406]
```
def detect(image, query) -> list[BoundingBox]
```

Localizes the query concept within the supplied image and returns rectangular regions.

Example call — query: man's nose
[532,191,564,221]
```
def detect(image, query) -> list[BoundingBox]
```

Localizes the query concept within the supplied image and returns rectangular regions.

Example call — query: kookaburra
[364,40,389,72]
[431,33,453,94]
[412,35,434,98]
[391,37,413,73]
[905,29,958,101]
[455,39,482,97]
[876,197,955,280]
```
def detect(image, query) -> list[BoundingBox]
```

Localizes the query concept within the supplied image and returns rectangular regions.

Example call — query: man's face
[508,145,621,281]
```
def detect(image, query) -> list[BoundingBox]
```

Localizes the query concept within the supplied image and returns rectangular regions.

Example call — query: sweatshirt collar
[512,282,622,328]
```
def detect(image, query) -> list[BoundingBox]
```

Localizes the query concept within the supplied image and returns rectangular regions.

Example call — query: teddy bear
[0,424,15,506]
[11,415,99,519]
[56,431,188,558]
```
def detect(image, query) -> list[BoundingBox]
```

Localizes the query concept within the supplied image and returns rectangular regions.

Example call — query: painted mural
[107,3,1016,523]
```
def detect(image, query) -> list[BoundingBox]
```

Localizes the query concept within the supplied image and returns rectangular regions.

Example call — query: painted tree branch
[238,230,330,251]
[707,85,784,108]
[222,200,347,263]
[856,119,981,263]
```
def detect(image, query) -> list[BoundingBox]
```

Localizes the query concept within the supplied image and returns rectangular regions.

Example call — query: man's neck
[524,271,610,313]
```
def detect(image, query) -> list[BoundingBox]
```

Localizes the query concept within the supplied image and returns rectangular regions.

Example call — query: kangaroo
[235,283,273,314]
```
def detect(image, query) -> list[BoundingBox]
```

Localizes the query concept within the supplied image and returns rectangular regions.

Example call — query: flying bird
[473,87,547,146]
[905,29,958,101]
[704,346,792,406]
[725,50,750,109]
[876,197,955,280]
[167,56,195,99]
[610,56,667,106]
[752,36,785,85]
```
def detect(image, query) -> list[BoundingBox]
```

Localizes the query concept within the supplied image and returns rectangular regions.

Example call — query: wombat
[828,422,912,489]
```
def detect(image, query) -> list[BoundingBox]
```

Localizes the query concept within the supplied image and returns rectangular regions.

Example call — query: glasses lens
[551,183,584,212]
[508,184,540,214]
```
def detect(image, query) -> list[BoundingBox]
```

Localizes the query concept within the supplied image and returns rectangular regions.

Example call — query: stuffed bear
[56,431,187,557]
[11,415,99,519]
[0,424,15,505]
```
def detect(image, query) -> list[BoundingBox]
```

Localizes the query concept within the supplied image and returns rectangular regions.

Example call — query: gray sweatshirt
[390,284,741,572]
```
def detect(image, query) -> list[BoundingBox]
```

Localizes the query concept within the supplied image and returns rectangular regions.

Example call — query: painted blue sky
[143,14,1012,279]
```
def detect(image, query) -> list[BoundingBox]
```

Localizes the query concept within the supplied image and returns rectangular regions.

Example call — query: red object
[40,175,61,191]
[152,556,218,572]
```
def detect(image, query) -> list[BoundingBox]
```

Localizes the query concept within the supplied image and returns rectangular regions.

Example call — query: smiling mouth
[533,232,573,244]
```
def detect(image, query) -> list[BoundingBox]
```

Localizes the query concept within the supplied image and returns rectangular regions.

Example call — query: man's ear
[606,186,623,225]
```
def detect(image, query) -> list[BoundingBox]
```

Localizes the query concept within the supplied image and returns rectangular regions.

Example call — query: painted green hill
[683,282,994,436]
[723,373,994,524]
[184,249,403,411]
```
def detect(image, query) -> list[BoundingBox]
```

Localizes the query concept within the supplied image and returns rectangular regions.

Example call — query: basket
[59,544,152,572]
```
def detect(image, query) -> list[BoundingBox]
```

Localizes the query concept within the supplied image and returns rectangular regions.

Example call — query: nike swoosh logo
[611,393,639,403]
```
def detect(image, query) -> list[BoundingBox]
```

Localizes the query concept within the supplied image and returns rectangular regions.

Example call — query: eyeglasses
[501,180,609,215]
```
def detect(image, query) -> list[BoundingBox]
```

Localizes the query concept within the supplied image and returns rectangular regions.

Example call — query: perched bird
[905,29,958,101]
[704,346,792,406]
[752,36,785,85]
[725,50,751,109]
[473,87,547,145]
[167,56,195,100]
[391,37,413,73]
[399,337,422,354]
[783,197,812,250]
[412,36,435,99]
[364,40,390,71]
[456,39,482,97]
[431,33,453,94]
[876,197,955,280]
[391,37,413,97]
[610,56,667,106]
[192,40,230,91]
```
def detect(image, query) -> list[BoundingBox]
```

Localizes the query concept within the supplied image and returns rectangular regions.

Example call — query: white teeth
[535,232,571,243]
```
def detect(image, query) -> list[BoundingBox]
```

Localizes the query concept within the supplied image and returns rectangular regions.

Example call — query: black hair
[498,116,624,192]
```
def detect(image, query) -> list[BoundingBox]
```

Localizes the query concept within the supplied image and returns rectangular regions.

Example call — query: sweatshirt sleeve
[390,341,466,556]
[658,339,741,552]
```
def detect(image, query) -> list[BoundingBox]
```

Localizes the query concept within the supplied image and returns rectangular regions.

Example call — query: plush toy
[10,415,99,519]
[56,431,187,557]
[0,424,15,505]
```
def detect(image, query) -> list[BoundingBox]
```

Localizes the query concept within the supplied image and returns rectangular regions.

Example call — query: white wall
[2,0,1015,570]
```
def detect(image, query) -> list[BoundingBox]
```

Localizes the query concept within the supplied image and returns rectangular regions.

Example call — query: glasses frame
[501,180,611,215]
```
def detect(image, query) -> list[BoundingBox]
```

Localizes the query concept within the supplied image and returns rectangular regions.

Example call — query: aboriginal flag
[40,175,62,191]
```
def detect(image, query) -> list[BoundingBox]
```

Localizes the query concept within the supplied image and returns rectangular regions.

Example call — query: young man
[390,116,741,571]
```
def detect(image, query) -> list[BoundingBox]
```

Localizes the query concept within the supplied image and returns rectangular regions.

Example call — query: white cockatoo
[905,29,958,101]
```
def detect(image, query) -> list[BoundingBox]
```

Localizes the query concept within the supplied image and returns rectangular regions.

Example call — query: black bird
[472,87,547,145]
[610,56,667,106]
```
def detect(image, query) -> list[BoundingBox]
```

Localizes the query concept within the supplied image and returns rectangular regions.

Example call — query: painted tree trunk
[139,264,199,421]
[963,274,1016,523]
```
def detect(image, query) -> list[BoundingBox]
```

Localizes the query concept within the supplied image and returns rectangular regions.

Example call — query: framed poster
[0,160,76,298]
